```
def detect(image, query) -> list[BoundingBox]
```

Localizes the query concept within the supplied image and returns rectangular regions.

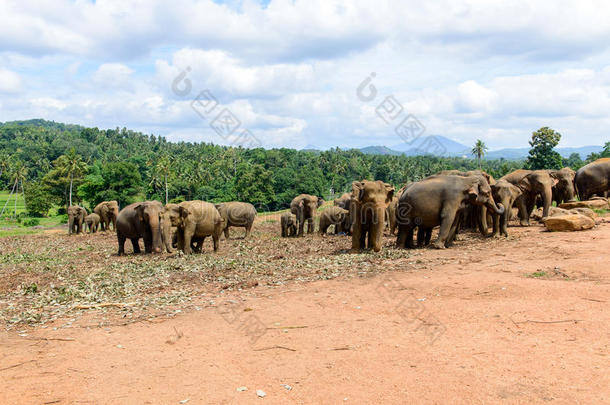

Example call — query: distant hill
[485,145,603,160]
[357,135,604,160]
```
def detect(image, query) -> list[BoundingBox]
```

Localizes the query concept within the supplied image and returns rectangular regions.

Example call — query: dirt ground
[1,214,609,404]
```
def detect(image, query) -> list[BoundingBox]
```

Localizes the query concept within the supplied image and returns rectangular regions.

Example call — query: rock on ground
[543,214,595,232]
[559,199,609,210]
[569,207,597,219]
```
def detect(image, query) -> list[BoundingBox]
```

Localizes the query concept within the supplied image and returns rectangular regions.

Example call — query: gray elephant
[396,174,504,249]
[116,201,164,255]
[319,206,350,235]
[215,201,257,239]
[500,169,557,226]
[575,158,610,200]
[84,213,100,233]
[490,179,522,237]
[333,192,353,235]
[385,196,398,235]
[280,212,297,237]
[351,180,395,252]
[68,205,87,235]
[162,200,223,254]
[290,194,324,236]
[94,200,119,231]
[549,167,576,205]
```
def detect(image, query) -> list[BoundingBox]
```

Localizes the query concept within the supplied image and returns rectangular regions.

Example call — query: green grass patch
[593,208,610,215]
[0,190,26,216]
[527,271,547,278]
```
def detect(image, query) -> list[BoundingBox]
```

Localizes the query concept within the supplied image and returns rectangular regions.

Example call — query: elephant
[500,169,557,226]
[215,202,257,239]
[319,207,350,235]
[161,200,224,254]
[116,201,164,255]
[490,179,522,237]
[84,213,100,233]
[351,180,395,252]
[550,167,576,205]
[575,158,610,200]
[290,194,324,236]
[437,170,496,235]
[280,212,298,237]
[396,174,504,249]
[333,193,351,210]
[94,200,120,231]
[333,192,353,235]
[385,196,398,235]
[68,205,87,235]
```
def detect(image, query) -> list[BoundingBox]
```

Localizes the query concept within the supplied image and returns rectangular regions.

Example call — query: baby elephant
[85,213,100,233]
[319,207,350,235]
[280,212,297,237]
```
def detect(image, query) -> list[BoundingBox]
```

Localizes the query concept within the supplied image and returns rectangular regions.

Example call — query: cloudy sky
[1,0,610,150]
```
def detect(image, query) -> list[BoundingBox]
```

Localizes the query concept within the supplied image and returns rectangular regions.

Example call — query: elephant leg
[541,187,553,219]
[183,223,196,254]
[212,233,219,251]
[371,221,383,252]
[143,232,153,253]
[297,215,304,236]
[131,238,141,254]
[307,217,314,234]
[245,223,252,238]
[446,216,461,247]
[117,234,126,255]
[491,213,500,237]
[224,226,230,240]
[433,207,457,249]
[351,220,363,251]
[478,206,489,236]
[416,227,427,247]
[516,195,530,226]
[360,224,368,249]
[281,223,287,237]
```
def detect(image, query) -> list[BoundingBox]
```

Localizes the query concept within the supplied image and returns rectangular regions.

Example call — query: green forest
[0,119,608,217]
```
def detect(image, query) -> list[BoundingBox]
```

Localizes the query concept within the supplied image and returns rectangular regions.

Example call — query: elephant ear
[133,204,145,221]
[179,206,190,219]
[517,176,531,192]
[352,181,365,202]
[383,183,395,204]
[549,174,560,187]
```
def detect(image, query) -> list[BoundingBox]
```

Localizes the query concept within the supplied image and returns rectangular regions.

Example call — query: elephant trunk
[161,218,174,253]
[149,215,163,253]
[486,199,505,215]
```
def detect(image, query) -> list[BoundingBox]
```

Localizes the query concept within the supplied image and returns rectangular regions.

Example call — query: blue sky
[1,0,609,150]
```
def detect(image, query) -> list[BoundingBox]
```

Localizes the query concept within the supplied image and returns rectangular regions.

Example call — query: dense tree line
[0,119,607,216]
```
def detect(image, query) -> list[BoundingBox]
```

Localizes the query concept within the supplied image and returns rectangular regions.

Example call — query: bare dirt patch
[1,215,609,403]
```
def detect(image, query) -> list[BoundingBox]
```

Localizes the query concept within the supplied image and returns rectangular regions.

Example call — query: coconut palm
[54,148,87,206]
[471,139,488,169]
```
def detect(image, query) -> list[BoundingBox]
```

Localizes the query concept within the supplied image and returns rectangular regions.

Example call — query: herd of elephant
[66,157,609,255]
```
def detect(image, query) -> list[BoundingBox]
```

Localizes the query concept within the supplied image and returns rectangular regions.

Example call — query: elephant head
[67,205,87,234]
[550,167,576,203]
[134,201,164,253]
[466,176,505,215]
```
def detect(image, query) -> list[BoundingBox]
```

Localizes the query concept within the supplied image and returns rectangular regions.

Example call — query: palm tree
[471,139,488,169]
[155,155,172,204]
[0,153,10,179]
[55,148,87,207]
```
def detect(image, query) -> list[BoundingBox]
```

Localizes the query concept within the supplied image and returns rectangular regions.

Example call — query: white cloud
[1,0,610,150]
[0,68,21,93]
[92,63,135,89]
